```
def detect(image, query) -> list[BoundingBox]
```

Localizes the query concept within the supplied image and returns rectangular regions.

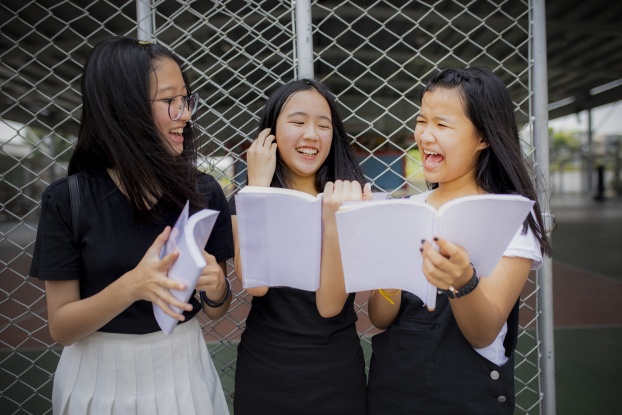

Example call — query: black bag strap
[68,174,81,244]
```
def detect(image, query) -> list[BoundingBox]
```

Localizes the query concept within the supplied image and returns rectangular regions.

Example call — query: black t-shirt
[30,170,234,334]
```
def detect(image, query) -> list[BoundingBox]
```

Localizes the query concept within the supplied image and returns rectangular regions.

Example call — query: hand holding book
[153,201,220,334]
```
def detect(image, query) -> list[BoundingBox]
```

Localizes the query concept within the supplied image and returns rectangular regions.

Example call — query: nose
[416,125,434,145]
[302,124,319,140]
[178,103,192,122]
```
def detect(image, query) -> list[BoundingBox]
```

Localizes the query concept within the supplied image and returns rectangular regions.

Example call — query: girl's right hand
[45,227,190,346]
[125,226,193,321]
[247,128,277,187]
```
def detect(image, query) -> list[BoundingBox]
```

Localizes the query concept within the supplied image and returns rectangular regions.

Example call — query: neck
[428,178,485,208]
[290,176,318,196]
[107,168,158,208]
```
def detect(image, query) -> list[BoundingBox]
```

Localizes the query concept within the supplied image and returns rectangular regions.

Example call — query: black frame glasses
[151,92,199,121]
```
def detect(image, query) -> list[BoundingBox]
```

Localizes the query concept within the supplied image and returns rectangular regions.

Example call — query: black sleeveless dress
[233,287,367,415]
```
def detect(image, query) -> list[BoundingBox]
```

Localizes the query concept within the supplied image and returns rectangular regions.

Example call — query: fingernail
[433,236,439,241]
[419,247,423,252]
[421,239,425,244]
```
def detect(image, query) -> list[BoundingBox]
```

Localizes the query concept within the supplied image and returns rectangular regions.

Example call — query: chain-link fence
[1,1,552,414]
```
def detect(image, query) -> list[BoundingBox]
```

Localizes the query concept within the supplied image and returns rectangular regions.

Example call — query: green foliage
[550,128,582,170]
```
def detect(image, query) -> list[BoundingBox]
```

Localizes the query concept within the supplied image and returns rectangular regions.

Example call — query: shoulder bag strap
[68,174,81,244]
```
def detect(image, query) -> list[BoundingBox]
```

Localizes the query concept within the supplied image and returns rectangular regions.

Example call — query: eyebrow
[435,116,454,123]
[156,84,188,96]
[286,111,332,123]
[417,113,453,124]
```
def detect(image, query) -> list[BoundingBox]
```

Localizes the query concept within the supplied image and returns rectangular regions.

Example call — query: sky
[548,100,622,136]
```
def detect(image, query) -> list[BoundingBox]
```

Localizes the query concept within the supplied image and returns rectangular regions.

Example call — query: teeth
[424,150,438,155]
[170,128,184,134]
[297,147,318,155]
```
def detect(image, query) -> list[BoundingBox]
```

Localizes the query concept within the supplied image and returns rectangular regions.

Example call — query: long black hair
[420,67,552,255]
[256,79,365,192]
[68,36,203,223]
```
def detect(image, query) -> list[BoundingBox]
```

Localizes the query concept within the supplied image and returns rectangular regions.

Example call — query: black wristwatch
[441,267,479,299]
[200,278,232,308]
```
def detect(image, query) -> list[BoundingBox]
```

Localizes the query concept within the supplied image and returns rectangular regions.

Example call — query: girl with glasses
[30,36,232,414]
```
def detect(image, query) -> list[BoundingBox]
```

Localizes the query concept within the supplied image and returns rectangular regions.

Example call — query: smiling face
[274,89,333,189]
[414,87,488,191]
[150,57,191,156]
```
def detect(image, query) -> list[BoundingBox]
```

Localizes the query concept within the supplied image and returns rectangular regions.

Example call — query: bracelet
[441,267,479,299]
[200,278,231,308]
[378,289,401,305]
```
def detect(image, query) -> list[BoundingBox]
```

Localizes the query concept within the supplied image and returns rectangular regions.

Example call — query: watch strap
[441,267,479,299]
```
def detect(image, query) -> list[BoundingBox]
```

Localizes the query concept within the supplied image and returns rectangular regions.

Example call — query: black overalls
[367,290,520,415]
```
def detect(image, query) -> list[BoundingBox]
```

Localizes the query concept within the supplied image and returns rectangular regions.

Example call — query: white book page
[236,188,322,291]
[337,201,438,308]
[336,194,533,310]
[154,201,220,334]
[438,194,534,276]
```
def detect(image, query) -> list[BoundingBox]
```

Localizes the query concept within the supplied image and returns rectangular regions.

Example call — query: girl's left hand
[195,251,227,301]
[420,236,474,291]
[322,181,372,218]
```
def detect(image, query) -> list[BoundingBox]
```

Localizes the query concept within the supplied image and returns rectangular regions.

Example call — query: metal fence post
[532,0,557,414]
[294,0,314,79]
[0,2,545,412]
[136,0,154,41]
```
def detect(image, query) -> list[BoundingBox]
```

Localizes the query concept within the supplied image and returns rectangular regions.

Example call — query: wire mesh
[1,0,544,413]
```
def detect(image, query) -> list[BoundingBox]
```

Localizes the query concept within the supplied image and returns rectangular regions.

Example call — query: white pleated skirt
[52,318,230,415]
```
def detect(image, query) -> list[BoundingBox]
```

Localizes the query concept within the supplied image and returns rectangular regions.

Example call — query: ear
[476,136,489,151]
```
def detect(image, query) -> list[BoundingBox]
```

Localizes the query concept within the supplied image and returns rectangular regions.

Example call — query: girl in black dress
[230,79,370,415]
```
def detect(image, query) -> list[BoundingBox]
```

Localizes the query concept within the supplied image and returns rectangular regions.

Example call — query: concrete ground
[549,193,622,415]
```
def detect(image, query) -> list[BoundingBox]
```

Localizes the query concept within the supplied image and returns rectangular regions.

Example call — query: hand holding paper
[153,201,220,334]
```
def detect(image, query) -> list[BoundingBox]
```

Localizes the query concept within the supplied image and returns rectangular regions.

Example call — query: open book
[335,194,534,310]
[153,201,220,334]
[235,186,323,291]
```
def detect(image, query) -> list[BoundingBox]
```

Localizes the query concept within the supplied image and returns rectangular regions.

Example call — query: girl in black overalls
[366,67,553,415]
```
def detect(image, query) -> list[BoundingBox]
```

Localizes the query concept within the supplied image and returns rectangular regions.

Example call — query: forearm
[46,278,135,346]
[368,289,401,330]
[201,262,232,320]
[202,295,231,320]
[449,257,532,348]
[449,289,505,348]
[316,222,348,318]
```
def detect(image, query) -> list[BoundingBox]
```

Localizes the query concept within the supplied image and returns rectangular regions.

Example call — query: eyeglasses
[151,92,199,121]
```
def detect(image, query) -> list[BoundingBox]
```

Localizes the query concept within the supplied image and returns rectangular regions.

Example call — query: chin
[167,143,184,156]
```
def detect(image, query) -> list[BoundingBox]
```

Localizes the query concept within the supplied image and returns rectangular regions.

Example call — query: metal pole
[295,0,314,79]
[136,0,154,41]
[532,0,556,414]
[587,109,594,193]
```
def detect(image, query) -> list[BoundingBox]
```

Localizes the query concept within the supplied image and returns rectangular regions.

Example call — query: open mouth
[423,150,444,165]
[169,127,184,143]
[296,147,318,156]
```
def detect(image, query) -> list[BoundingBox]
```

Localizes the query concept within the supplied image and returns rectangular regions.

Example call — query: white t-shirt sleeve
[503,217,543,270]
